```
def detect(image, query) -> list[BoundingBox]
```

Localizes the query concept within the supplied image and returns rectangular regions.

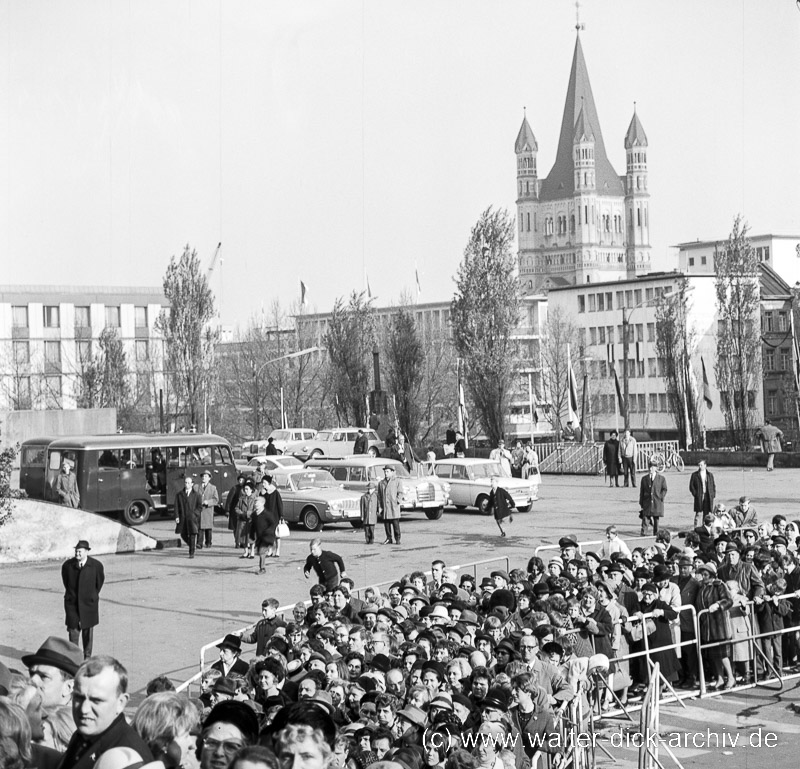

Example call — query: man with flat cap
[23,636,83,746]
[377,464,403,546]
[198,469,219,549]
[61,541,105,658]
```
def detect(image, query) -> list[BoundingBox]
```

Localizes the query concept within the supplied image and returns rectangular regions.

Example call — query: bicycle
[647,449,684,472]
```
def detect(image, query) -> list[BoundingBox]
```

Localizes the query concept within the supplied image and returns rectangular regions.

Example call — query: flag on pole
[613,365,626,419]
[415,268,421,300]
[367,277,372,299]
[701,356,713,409]
[790,311,800,394]
[566,344,579,425]
[459,383,469,448]
[300,281,307,307]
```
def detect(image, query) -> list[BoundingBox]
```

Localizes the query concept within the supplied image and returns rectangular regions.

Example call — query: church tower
[624,107,651,274]
[515,113,538,261]
[516,32,650,289]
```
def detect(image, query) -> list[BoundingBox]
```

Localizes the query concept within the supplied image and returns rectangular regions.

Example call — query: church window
[570,215,575,233]
[526,213,530,232]
[526,181,530,194]
[637,208,641,227]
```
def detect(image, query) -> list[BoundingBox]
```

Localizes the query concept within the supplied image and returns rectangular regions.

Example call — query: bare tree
[450,206,520,445]
[325,291,375,427]
[157,245,218,430]
[655,279,700,448]
[539,305,579,436]
[714,216,762,448]
[383,305,425,443]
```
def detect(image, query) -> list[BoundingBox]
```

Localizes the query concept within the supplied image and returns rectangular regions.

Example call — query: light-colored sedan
[433,458,536,514]
[286,428,381,461]
[234,454,303,478]
[271,468,364,531]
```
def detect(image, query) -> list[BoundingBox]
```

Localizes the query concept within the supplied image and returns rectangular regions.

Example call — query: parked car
[234,454,304,477]
[241,429,317,459]
[304,456,450,520]
[432,458,536,513]
[270,468,363,531]
[286,428,381,461]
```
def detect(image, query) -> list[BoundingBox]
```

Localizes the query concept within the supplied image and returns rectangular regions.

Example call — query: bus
[19,433,237,526]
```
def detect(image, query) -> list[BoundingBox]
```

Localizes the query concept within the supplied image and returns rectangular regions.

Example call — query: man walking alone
[61,540,104,658]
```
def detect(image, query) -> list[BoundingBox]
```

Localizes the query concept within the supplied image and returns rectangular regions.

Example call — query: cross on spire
[575,0,585,31]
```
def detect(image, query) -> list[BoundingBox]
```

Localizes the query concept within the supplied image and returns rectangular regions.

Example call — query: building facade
[0,286,168,411]
[516,33,651,292]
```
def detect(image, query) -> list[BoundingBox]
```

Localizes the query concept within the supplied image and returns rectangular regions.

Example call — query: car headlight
[326,502,344,517]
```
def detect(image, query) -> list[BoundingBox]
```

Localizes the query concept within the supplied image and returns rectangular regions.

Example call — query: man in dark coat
[693,513,718,556]
[58,656,152,769]
[353,429,369,455]
[174,475,202,558]
[265,437,279,455]
[638,462,667,536]
[688,459,716,528]
[602,431,621,487]
[487,476,516,538]
[61,541,105,658]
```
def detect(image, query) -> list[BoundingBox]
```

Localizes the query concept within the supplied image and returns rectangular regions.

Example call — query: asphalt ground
[3,464,800,765]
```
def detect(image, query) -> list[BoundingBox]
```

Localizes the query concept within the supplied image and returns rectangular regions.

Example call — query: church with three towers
[516,33,651,289]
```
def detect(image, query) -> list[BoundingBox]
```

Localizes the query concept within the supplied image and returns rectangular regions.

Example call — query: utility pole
[622,308,630,431]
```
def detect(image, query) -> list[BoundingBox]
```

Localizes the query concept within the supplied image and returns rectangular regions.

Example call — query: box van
[20,433,237,526]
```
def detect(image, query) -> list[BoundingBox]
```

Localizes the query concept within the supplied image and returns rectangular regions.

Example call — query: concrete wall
[0,408,117,454]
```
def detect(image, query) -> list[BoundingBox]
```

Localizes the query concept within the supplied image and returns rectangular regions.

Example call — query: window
[606,293,613,310]
[105,306,121,328]
[645,288,653,301]
[589,328,597,345]
[588,295,597,312]
[701,256,707,266]
[778,312,788,332]
[43,306,60,328]
[75,306,91,327]
[764,349,775,370]
[598,326,606,344]
[634,290,642,306]
[134,306,147,328]
[764,312,773,332]
[781,348,791,370]
[648,358,657,377]
[76,340,91,363]
[13,341,29,365]
[625,290,633,308]
[599,361,608,377]
[637,360,645,377]
[658,393,669,412]
[636,324,644,342]
[688,257,695,267]
[767,390,778,414]
[98,450,120,470]
[598,293,605,311]
[647,322,655,342]
[12,306,28,328]
[617,325,624,344]
[44,341,61,366]
[578,296,586,313]
[135,340,149,362]
[764,247,770,261]
[44,376,62,408]
[649,393,658,412]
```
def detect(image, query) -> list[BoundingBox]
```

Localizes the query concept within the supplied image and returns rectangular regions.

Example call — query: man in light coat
[619,429,638,488]
[756,420,784,471]
[378,465,403,545]
[198,469,219,548]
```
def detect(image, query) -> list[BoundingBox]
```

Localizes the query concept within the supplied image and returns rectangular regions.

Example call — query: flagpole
[790,311,800,432]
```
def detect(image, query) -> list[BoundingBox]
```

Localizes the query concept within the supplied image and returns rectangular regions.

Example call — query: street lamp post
[252,346,322,436]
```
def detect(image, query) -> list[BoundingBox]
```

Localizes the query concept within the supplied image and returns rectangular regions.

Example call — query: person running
[487,476,516,538]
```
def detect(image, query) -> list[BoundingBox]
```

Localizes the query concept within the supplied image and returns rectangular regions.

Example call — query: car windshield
[316,432,333,442]
[270,430,290,441]
[277,456,303,467]
[289,470,338,490]
[468,461,508,479]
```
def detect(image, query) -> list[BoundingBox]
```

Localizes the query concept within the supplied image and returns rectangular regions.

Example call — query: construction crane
[205,242,223,320]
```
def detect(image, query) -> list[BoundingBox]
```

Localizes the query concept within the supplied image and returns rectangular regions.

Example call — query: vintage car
[241,429,317,459]
[271,468,364,531]
[432,458,536,513]
[234,454,303,477]
[304,456,451,520]
[286,428,381,461]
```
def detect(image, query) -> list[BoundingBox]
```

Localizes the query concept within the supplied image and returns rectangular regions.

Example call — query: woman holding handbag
[260,475,283,559]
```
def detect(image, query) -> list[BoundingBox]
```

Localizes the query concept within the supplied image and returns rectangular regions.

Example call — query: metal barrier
[635,440,681,472]
[184,554,511,693]
[533,534,657,560]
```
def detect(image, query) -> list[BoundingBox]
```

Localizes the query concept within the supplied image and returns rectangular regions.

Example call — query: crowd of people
[4,498,800,769]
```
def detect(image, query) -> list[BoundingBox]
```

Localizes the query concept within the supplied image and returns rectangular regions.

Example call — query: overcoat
[55,471,80,508]
[378,477,402,520]
[688,469,716,513]
[360,491,379,525]
[757,423,783,453]
[488,486,516,521]
[602,438,621,475]
[61,556,105,629]
[175,488,202,536]
[198,481,219,529]
[639,472,667,517]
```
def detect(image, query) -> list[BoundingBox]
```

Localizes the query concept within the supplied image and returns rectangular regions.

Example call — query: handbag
[275,519,290,538]
[628,617,656,642]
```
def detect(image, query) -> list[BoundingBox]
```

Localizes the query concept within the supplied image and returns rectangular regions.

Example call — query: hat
[452,692,474,712]
[396,705,427,728]
[429,692,454,711]
[772,535,788,547]
[418,605,434,619]
[22,636,83,677]
[480,577,494,589]
[652,565,671,582]
[203,700,260,743]
[541,640,564,657]
[383,465,396,471]
[495,639,516,658]
[201,469,212,477]
[359,606,379,619]
[74,540,91,550]
[421,660,445,680]
[490,570,509,583]
[212,677,237,697]
[533,582,551,595]
[394,606,410,621]
[696,561,717,576]
[459,610,479,626]
[584,551,600,563]
[370,654,392,673]
[559,536,579,549]
[481,687,509,712]
[308,690,335,716]
[489,606,511,623]
[587,654,610,674]
[449,623,467,639]
[678,555,694,566]
[216,634,242,653]
[548,557,564,570]
[356,675,378,693]
[409,593,430,606]
[725,542,741,553]
[607,563,625,575]
[633,567,651,580]
[641,582,658,594]
[429,605,449,621]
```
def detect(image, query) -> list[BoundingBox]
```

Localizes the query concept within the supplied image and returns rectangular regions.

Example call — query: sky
[1,0,799,329]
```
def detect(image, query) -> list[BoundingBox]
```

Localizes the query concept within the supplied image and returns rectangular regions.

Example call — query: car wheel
[302,507,323,532]
[123,499,150,526]
[309,450,323,459]
[350,520,363,528]
[367,446,380,458]
[476,494,490,515]
[425,507,444,521]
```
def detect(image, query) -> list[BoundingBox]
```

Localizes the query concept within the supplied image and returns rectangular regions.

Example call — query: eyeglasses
[202,739,244,754]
